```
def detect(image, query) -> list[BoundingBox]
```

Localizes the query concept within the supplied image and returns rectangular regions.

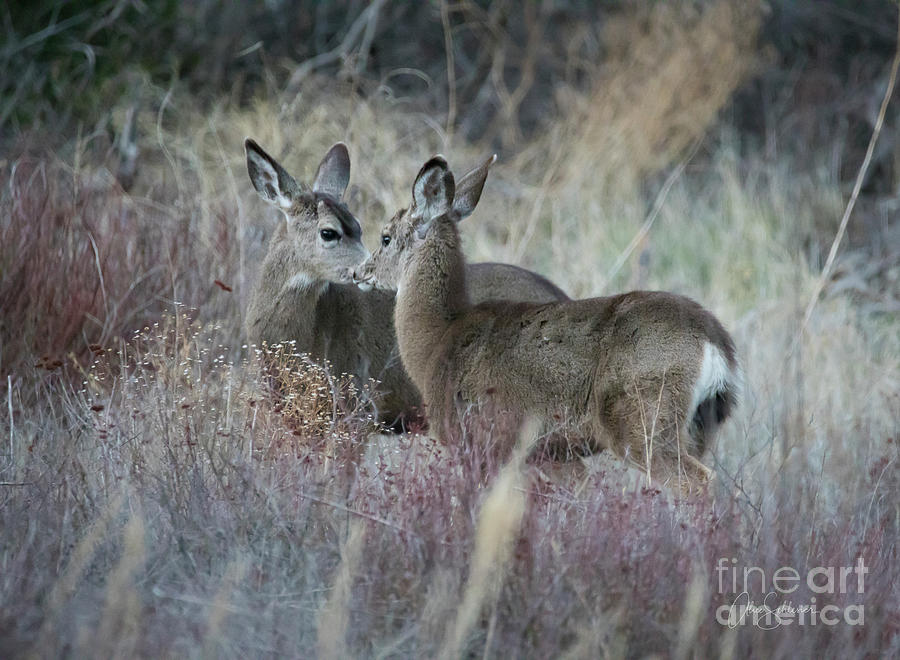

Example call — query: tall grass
[1,1,898,657]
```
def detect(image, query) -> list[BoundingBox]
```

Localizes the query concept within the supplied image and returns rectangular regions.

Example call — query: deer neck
[247,234,328,349]
[394,217,469,384]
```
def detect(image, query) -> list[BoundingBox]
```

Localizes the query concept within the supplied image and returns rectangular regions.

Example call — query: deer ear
[313,142,350,199]
[245,138,302,209]
[453,154,495,220]
[415,218,432,241]
[412,156,455,222]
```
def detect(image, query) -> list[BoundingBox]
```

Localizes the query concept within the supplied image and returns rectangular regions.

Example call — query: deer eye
[381,234,391,247]
[320,229,339,242]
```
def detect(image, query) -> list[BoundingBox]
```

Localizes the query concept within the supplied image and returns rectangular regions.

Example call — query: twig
[488,6,540,146]
[7,375,12,464]
[284,0,385,95]
[298,491,425,540]
[87,232,110,340]
[356,0,382,75]
[797,14,900,340]
[862,456,895,539]
[235,41,262,58]
[600,138,701,292]
[0,61,37,130]
[209,121,246,307]
[0,10,91,59]
[441,0,457,140]
[511,126,568,263]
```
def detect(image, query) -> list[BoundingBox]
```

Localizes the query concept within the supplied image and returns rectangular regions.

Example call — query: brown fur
[246,142,567,427]
[353,153,568,307]
[246,229,417,423]
[467,262,568,304]
[380,157,739,491]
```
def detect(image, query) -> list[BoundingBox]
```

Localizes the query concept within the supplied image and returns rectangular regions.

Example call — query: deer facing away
[244,140,568,427]
[354,155,740,489]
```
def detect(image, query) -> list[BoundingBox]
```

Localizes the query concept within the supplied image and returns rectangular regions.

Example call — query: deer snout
[352,266,374,291]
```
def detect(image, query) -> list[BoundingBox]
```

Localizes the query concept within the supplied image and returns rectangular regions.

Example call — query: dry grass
[557,0,763,191]
[440,420,537,659]
[1,1,898,657]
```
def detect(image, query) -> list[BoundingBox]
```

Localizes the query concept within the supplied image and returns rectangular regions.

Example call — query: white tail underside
[688,342,736,421]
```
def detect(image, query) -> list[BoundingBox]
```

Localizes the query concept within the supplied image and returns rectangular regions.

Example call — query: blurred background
[4,0,900,173]
[2,0,897,350]
[1,1,898,657]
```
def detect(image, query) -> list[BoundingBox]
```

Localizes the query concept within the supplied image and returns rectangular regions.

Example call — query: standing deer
[356,154,567,305]
[354,155,740,489]
[244,140,568,428]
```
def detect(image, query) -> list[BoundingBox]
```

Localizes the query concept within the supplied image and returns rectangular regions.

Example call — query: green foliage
[1,0,180,130]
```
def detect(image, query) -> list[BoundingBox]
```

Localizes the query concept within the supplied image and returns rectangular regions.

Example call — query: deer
[353,155,741,490]
[244,140,568,428]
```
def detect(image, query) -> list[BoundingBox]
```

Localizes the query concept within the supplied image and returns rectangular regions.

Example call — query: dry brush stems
[560,0,763,190]
[798,8,900,341]
[441,0,457,139]
[439,419,540,659]
[316,519,367,659]
[30,496,124,658]
[283,0,387,104]
[203,558,249,656]
[93,512,146,658]
[674,567,709,660]
[598,137,703,293]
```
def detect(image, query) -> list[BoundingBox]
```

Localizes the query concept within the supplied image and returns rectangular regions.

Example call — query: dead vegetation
[1,1,898,657]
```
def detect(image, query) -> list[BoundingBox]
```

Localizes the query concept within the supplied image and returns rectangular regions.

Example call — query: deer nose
[352,268,373,291]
